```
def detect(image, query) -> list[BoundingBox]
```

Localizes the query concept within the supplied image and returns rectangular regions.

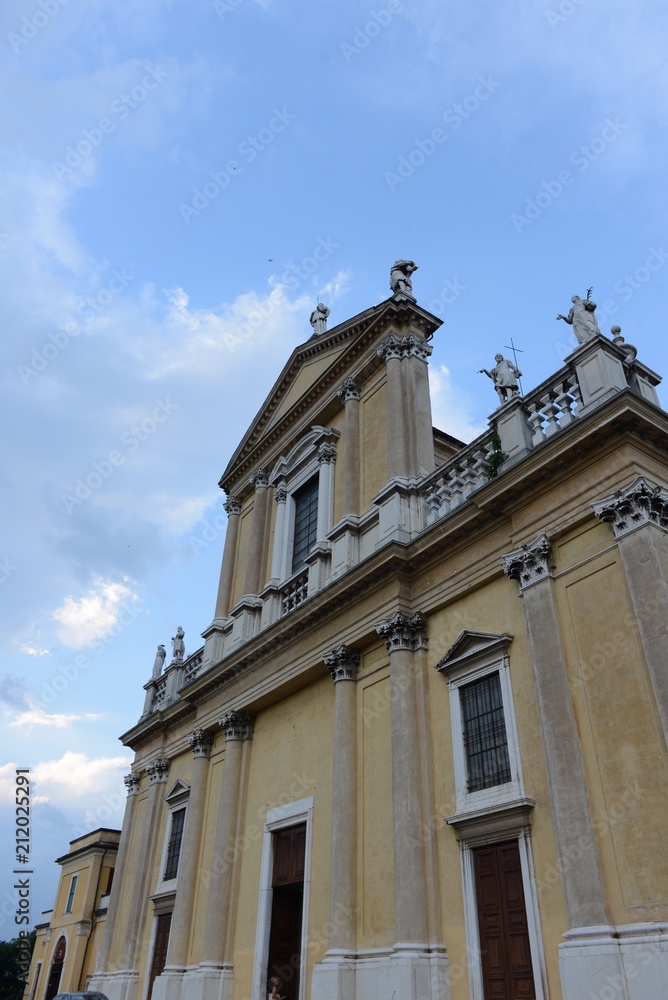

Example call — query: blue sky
[1,0,668,930]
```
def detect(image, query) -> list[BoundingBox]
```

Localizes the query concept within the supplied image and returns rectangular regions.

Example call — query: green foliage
[487,433,507,479]
[0,931,35,1000]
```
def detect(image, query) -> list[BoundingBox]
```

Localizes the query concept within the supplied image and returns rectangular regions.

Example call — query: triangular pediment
[219,296,442,495]
[435,630,513,675]
[165,778,190,803]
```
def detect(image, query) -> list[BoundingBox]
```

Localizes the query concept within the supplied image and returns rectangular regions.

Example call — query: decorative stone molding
[318,442,337,465]
[336,377,360,404]
[188,729,215,758]
[377,333,433,363]
[501,533,553,592]
[324,643,360,682]
[224,495,242,516]
[146,757,170,784]
[592,475,668,538]
[124,772,141,795]
[76,919,93,938]
[249,467,269,489]
[274,485,288,505]
[219,710,254,742]
[375,610,428,651]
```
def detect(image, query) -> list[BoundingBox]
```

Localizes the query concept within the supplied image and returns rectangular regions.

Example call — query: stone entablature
[592,475,668,537]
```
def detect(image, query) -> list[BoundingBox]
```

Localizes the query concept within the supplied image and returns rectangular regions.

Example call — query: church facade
[89,266,668,1000]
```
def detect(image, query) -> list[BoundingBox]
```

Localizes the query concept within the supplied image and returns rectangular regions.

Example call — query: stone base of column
[559,924,668,1000]
[312,944,449,1000]
[86,969,139,1000]
[180,962,234,1000]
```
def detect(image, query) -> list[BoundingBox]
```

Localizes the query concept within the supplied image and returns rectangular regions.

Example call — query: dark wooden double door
[267,824,306,1000]
[473,840,537,1000]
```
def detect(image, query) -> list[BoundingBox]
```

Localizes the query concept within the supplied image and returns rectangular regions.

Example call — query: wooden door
[267,824,306,1000]
[473,840,536,1000]
[146,912,172,1000]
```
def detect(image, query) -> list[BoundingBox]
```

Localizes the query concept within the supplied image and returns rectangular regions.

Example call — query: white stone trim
[444,643,524,815]
[155,785,190,892]
[250,796,314,1000]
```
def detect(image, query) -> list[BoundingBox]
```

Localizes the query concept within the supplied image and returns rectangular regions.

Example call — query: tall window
[163,807,186,881]
[64,874,78,913]
[460,673,511,792]
[291,477,319,573]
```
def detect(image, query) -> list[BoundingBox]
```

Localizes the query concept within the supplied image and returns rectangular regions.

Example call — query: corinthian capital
[376,334,404,362]
[188,729,215,758]
[375,610,427,651]
[336,377,361,404]
[224,495,242,516]
[219,710,254,742]
[250,468,269,489]
[146,757,170,784]
[124,772,141,795]
[325,644,360,682]
[592,476,668,538]
[501,533,553,592]
[406,333,432,361]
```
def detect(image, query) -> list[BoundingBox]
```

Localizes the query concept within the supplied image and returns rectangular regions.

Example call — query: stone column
[374,611,429,946]
[270,486,288,580]
[163,731,215,971]
[214,497,242,619]
[316,443,337,545]
[244,470,270,596]
[336,378,361,517]
[93,772,141,974]
[592,475,668,746]
[404,335,435,478]
[502,534,609,930]
[200,712,254,968]
[324,644,360,954]
[377,336,409,480]
[121,757,170,970]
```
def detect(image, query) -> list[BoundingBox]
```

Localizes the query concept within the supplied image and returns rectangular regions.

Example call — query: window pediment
[435,630,513,677]
[164,779,190,805]
[269,426,339,486]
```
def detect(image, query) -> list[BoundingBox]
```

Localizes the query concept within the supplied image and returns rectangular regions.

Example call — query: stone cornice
[188,729,215,757]
[375,610,427,651]
[501,533,553,592]
[592,475,668,537]
[219,710,254,741]
[324,644,361,682]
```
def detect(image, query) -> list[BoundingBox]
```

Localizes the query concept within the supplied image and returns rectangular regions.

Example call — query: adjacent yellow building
[26,829,120,1000]
[83,268,667,1000]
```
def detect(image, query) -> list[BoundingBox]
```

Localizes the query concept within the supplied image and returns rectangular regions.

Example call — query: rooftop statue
[151,644,166,680]
[172,627,185,663]
[390,259,418,297]
[479,354,523,405]
[309,302,330,336]
[556,292,601,344]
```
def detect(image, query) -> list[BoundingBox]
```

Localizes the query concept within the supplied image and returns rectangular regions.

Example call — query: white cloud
[52,578,139,647]
[7,708,104,729]
[32,751,132,797]
[429,364,488,443]
[20,645,51,657]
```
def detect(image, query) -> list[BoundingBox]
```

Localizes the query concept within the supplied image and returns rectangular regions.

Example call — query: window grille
[460,672,511,792]
[292,477,319,573]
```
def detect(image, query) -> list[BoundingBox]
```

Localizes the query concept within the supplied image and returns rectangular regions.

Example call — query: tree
[0,932,36,1000]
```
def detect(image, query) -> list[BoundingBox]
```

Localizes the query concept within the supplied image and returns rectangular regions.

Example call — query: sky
[1,0,668,933]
